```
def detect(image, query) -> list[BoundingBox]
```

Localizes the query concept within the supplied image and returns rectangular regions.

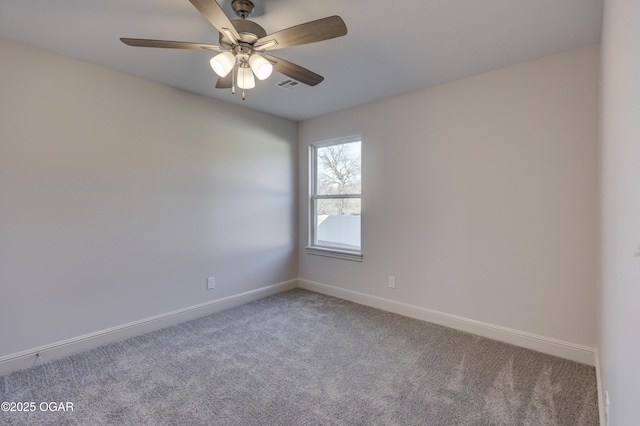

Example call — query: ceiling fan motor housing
[219,18,266,48]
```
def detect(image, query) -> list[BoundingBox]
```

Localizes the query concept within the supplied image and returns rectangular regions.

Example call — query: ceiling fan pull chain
[241,62,246,100]
[232,65,236,95]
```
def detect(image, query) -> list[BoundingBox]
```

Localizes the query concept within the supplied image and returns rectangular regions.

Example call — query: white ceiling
[0,0,603,121]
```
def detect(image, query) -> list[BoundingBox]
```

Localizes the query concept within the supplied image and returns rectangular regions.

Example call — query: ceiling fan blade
[264,55,324,86]
[120,38,223,51]
[254,16,347,51]
[215,72,233,89]
[189,0,241,44]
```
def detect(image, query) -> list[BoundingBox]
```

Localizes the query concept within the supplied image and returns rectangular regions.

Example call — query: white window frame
[306,135,362,262]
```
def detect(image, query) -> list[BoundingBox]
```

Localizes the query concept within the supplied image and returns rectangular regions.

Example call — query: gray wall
[1,34,605,395]
[600,0,640,424]
[0,39,298,358]
[299,45,599,351]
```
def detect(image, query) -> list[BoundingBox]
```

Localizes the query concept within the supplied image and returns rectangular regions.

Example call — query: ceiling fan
[121,0,348,99]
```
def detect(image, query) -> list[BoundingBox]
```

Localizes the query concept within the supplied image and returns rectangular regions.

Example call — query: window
[308,137,362,261]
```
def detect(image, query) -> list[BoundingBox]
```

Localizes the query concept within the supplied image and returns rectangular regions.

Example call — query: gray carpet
[1,289,598,425]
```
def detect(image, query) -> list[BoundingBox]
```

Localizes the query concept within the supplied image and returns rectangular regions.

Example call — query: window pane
[316,141,361,196]
[315,198,361,250]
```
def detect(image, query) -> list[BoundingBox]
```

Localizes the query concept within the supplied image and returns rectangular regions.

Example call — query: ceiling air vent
[275,79,302,90]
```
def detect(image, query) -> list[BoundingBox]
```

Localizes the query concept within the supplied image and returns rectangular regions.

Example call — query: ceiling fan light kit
[120,0,347,100]
[210,51,235,77]
[248,54,273,80]
[237,65,255,90]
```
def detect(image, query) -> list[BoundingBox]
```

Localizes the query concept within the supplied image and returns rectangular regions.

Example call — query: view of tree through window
[311,140,361,252]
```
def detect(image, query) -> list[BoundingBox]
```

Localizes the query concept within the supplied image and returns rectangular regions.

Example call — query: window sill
[305,246,363,262]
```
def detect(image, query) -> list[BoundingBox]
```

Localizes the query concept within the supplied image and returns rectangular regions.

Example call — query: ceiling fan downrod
[231,0,254,19]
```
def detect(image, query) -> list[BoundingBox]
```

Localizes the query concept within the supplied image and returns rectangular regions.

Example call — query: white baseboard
[299,279,596,366]
[2,278,596,378]
[595,349,606,426]
[0,279,298,377]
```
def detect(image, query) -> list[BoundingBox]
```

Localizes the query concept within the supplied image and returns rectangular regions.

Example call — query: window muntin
[309,138,361,259]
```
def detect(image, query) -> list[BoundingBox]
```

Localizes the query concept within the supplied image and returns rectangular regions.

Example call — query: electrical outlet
[207,277,215,290]
[388,276,396,289]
